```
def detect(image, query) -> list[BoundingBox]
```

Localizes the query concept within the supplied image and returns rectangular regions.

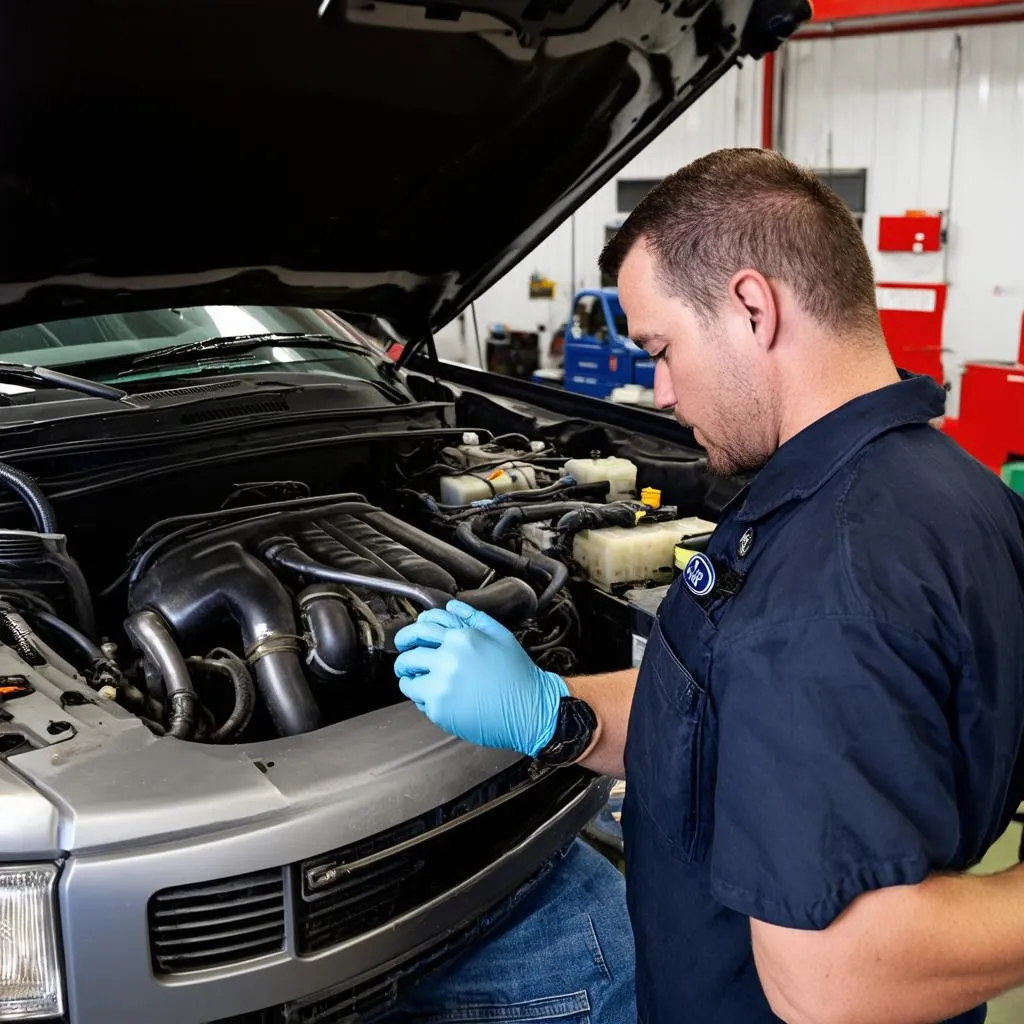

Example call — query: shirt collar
[735,372,946,524]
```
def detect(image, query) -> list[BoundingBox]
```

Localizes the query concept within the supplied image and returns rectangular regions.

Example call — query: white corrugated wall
[437,21,1024,414]
[434,58,763,363]
[782,23,1024,413]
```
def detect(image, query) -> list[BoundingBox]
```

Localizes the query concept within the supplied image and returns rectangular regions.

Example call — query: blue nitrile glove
[393,599,569,757]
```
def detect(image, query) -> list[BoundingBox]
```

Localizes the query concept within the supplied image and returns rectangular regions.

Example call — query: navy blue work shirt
[622,373,1024,1024]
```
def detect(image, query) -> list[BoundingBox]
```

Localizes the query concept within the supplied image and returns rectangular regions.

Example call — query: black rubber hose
[456,577,538,624]
[124,610,198,740]
[490,502,591,545]
[297,587,359,681]
[262,537,450,610]
[554,504,639,534]
[31,609,105,668]
[453,521,568,610]
[42,550,96,639]
[186,649,255,742]
[488,477,576,505]
[679,531,714,552]
[534,556,568,609]
[0,462,57,533]
[358,510,490,588]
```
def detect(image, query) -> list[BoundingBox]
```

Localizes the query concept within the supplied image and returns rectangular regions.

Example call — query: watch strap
[535,695,598,766]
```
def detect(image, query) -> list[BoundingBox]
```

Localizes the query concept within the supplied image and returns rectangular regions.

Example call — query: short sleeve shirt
[622,373,1024,1024]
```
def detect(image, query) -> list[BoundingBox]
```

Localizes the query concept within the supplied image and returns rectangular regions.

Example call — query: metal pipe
[124,610,198,740]
[795,5,1024,38]
[761,50,776,149]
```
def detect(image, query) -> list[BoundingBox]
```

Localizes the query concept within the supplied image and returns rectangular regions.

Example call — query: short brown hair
[599,148,879,335]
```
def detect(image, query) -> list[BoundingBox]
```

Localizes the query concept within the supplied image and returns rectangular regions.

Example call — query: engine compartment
[0,412,731,748]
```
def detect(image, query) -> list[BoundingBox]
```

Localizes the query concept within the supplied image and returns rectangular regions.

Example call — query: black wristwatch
[535,695,598,767]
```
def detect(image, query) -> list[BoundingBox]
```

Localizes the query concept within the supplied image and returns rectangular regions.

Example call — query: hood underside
[0,0,802,338]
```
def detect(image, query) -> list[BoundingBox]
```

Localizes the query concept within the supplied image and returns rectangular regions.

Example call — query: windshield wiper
[125,332,375,370]
[0,363,126,402]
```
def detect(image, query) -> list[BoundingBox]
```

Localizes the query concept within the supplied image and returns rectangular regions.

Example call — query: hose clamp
[245,634,304,665]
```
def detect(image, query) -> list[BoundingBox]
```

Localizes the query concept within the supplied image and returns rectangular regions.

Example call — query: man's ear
[728,269,778,351]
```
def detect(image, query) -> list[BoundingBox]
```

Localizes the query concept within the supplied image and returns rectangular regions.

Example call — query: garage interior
[439,0,1024,491]
[432,0,1024,1017]
[0,0,1022,1021]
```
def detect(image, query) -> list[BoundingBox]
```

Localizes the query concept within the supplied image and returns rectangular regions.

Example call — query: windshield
[608,297,628,340]
[0,305,406,391]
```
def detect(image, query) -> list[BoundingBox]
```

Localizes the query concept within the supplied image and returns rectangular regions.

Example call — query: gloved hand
[393,599,568,757]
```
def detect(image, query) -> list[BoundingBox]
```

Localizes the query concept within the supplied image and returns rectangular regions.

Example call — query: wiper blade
[0,363,126,402]
[126,332,372,369]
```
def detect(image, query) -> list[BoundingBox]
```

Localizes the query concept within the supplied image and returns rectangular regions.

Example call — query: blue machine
[562,288,655,399]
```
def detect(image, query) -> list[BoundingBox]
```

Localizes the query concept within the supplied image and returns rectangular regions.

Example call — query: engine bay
[0,409,732,750]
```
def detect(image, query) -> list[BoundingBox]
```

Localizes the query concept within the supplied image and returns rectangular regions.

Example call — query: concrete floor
[973,822,1023,1023]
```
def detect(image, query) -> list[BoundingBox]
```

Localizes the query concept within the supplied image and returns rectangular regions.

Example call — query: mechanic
[391,148,1024,1024]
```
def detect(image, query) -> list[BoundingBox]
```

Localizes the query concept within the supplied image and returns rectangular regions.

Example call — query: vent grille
[209,847,558,1024]
[149,868,285,974]
[294,762,588,955]
[180,397,289,425]
[142,380,243,402]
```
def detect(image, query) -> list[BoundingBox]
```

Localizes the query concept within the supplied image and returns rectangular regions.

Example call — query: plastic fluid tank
[439,463,539,505]
[572,516,715,591]
[563,457,637,502]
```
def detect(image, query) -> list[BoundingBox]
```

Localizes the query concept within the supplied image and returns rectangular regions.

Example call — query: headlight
[0,865,63,1020]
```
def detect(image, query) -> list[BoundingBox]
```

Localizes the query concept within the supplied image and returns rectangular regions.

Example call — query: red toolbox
[950,319,1024,473]
[875,282,946,385]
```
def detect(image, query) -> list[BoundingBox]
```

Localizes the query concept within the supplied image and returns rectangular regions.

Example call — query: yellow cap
[674,545,698,570]
[641,486,662,509]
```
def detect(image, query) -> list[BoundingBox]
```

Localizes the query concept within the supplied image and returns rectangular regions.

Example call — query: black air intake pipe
[129,541,321,736]
[297,586,359,681]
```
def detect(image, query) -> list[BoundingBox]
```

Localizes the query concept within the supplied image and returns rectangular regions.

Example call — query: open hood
[0,0,806,340]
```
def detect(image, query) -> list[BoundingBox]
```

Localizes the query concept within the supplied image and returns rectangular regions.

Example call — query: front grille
[294,763,590,955]
[210,841,569,1024]
[149,868,285,974]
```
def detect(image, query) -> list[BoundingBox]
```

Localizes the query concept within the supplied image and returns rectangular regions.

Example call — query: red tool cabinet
[875,282,946,385]
[948,318,1024,473]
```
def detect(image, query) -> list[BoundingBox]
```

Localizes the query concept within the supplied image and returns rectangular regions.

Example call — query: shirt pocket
[628,621,709,864]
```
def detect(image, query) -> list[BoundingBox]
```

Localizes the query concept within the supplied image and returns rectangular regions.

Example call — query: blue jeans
[385,839,636,1023]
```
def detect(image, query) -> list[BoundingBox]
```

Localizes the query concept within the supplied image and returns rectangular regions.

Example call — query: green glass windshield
[0,305,404,392]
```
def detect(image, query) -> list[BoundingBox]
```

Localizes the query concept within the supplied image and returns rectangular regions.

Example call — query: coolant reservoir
[444,438,532,469]
[563,457,637,502]
[439,463,538,505]
[572,516,715,591]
